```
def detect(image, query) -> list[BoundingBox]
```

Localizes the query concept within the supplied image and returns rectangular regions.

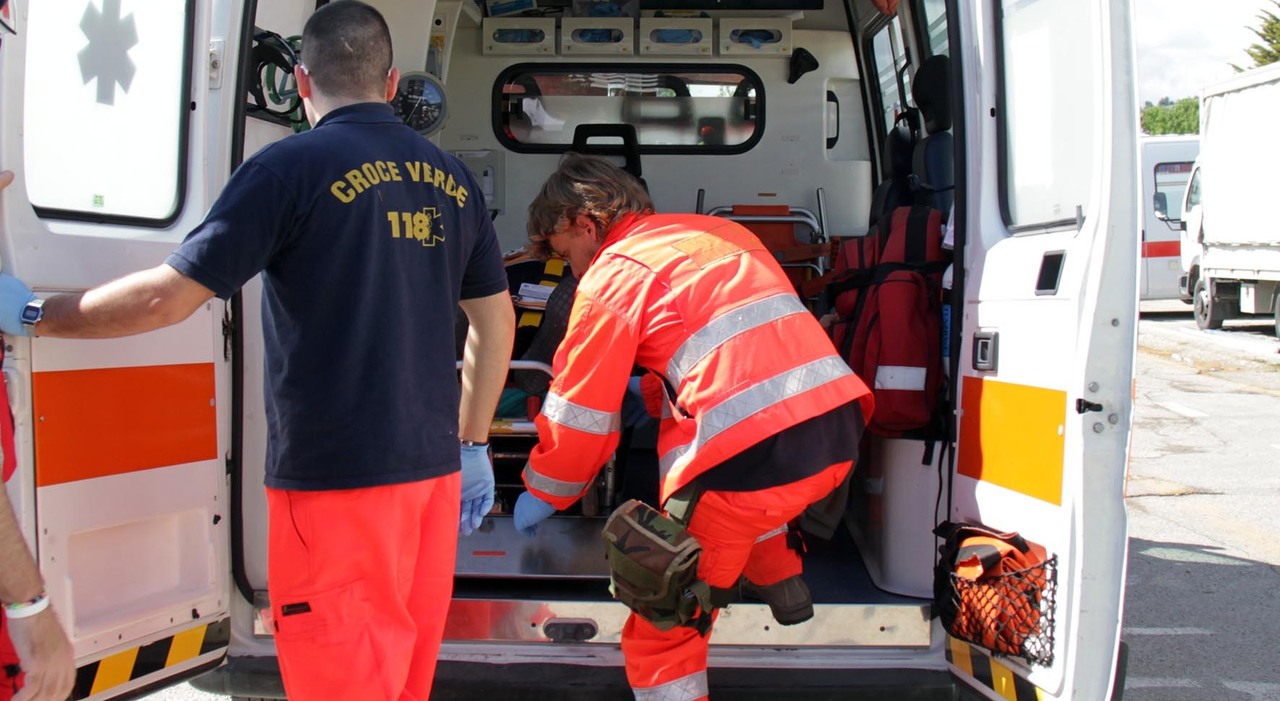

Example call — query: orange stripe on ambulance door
[958,376,1065,505]
[33,363,217,486]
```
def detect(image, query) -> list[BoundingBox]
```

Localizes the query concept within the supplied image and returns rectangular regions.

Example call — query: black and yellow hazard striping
[71,618,229,699]
[517,257,568,329]
[947,636,1046,701]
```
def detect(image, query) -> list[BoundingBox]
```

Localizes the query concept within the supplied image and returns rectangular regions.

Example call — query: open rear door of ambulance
[945,0,1135,699]
[0,1,246,697]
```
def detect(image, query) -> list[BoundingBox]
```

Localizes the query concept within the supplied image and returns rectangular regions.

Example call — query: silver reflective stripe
[658,356,853,479]
[665,294,808,388]
[660,443,690,478]
[522,464,590,498]
[632,670,709,701]
[874,365,927,391]
[542,392,621,435]
[755,524,788,543]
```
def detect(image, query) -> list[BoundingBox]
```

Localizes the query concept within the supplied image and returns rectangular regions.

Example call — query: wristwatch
[460,439,488,447]
[20,298,44,331]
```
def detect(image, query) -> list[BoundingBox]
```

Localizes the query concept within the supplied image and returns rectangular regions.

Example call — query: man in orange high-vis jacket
[512,154,874,701]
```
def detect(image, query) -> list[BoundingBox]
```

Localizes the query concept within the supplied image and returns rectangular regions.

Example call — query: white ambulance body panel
[0,1,244,697]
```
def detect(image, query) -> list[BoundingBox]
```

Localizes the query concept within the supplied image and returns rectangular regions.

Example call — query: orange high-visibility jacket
[523,213,874,509]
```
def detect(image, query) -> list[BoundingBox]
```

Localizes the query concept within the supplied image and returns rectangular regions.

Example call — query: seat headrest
[572,123,642,179]
[882,124,914,180]
[912,55,952,134]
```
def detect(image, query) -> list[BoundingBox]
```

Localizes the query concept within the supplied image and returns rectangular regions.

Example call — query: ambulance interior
[237,0,955,650]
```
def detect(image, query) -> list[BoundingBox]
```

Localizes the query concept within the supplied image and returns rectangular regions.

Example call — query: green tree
[1141,96,1199,135]
[1233,0,1280,71]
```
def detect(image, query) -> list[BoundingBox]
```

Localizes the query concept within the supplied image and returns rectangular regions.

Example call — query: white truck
[1140,135,1197,301]
[0,1,1138,699]
[1179,62,1280,335]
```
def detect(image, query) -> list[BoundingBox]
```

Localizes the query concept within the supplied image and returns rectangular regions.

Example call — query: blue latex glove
[0,273,36,337]
[459,443,495,536]
[513,491,556,537]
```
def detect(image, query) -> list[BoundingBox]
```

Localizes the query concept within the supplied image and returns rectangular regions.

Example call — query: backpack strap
[903,204,933,265]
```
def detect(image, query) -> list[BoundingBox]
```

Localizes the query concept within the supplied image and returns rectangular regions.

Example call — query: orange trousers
[266,472,460,701]
[621,460,853,701]
[0,612,20,701]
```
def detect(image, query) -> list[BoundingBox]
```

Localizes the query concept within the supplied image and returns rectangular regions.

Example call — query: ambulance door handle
[826,91,839,149]
[972,331,998,372]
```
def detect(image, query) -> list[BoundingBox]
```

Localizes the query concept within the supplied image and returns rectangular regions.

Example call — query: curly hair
[526,153,653,260]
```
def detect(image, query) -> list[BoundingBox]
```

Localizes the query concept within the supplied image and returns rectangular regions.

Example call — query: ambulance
[0,0,1137,699]
[1138,134,1197,301]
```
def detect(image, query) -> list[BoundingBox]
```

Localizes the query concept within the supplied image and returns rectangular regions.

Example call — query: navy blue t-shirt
[166,103,508,490]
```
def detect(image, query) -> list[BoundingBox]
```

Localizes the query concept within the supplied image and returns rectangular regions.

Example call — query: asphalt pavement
[1123,300,1280,700]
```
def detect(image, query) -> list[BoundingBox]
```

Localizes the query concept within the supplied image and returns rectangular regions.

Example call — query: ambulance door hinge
[209,39,225,90]
[221,308,234,361]
[1075,398,1104,414]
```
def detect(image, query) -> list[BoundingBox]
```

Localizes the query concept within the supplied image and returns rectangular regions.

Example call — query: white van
[1178,63,1280,334]
[1139,134,1198,301]
[0,1,1137,699]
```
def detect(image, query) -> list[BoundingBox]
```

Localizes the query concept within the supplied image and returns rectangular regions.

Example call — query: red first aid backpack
[826,203,948,437]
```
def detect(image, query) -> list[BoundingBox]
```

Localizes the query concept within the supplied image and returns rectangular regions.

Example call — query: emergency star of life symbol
[415,207,445,247]
[78,0,138,105]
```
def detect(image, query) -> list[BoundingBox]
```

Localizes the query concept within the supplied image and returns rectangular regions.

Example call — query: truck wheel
[1274,294,1280,338]
[1193,278,1225,330]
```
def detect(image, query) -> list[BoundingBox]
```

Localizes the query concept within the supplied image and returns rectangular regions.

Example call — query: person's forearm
[35,265,214,339]
[0,489,44,605]
[459,293,516,442]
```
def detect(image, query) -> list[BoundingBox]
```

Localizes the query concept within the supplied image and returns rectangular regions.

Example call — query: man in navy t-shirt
[0,2,515,698]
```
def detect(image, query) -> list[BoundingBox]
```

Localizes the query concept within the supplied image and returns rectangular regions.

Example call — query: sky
[1134,0,1275,105]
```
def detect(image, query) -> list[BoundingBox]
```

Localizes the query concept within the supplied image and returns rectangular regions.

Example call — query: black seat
[910,55,954,213]
[868,121,916,229]
[571,123,647,191]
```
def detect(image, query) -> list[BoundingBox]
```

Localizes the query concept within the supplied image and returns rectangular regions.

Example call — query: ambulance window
[1154,161,1193,221]
[1185,168,1200,209]
[494,65,763,154]
[998,0,1097,230]
[916,0,949,57]
[23,1,191,227]
[868,16,912,136]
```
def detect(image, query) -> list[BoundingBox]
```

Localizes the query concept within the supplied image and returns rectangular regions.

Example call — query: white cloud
[1134,0,1275,105]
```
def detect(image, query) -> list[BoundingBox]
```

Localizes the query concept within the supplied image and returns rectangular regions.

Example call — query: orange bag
[933,522,1057,665]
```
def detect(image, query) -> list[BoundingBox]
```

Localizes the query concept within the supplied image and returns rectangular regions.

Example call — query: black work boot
[739,575,814,626]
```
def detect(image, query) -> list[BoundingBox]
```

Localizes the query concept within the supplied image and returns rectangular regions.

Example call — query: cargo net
[941,555,1057,666]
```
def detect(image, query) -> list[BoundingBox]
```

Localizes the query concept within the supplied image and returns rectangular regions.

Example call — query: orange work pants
[0,612,20,701]
[621,460,853,701]
[266,472,460,701]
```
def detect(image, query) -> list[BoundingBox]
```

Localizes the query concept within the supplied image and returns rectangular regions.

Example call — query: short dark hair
[526,153,653,260]
[301,1,393,100]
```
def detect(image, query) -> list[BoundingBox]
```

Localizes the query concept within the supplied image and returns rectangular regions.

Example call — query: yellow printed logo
[330,160,469,209]
[387,207,445,246]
